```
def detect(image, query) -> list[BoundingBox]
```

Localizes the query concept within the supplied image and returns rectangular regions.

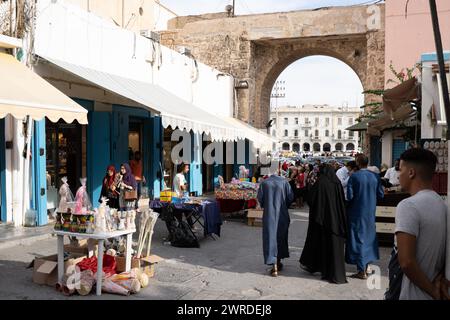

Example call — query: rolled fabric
[102,278,130,296]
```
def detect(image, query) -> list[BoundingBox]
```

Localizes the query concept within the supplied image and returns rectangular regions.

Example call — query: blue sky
[159,0,378,108]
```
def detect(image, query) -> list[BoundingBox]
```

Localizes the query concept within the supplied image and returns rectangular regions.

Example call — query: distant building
[270,105,360,154]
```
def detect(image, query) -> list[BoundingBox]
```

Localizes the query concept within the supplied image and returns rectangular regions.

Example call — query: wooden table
[53,229,135,296]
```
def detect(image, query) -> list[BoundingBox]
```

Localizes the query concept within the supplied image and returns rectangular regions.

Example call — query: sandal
[270,265,278,277]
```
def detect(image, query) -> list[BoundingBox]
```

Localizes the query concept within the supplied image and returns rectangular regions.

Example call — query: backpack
[384,246,403,300]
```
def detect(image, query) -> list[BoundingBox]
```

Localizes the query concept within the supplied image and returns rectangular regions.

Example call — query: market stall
[215,175,259,215]
[375,138,448,247]
[38,177,160,297]
[150,198,222,238]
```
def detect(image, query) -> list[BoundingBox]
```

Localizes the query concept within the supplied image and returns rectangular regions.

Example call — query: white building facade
[270,105,361,154]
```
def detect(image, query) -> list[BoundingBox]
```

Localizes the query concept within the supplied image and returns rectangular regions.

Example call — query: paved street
[0,208,390,300]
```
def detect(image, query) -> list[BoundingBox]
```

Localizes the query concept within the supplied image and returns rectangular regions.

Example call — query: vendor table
[150,200,222,237]
[216,198,257,214]
[54,229,135,296]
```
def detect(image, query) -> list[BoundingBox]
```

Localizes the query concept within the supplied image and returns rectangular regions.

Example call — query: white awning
[39,56,244,142]
[0,52,88,124]
[223,117,277,151]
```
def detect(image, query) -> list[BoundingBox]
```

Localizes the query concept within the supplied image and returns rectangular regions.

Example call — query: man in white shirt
[336,161,357,200]
[394,149,448,300]
[384,159,400,187]
[173,163,189,198]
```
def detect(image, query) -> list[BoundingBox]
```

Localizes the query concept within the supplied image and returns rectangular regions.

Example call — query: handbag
[124,189,138,201]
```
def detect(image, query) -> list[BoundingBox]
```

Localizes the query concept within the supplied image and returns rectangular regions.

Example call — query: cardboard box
[115,256,141,273]
[247,209,263,227]
[64,239,98,257]
[140,255,164,278]
[32,253,86,287]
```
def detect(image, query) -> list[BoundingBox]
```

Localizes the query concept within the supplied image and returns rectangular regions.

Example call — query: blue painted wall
[87,111,111,208]
[0,119,6,222]
[189,132,203,196]
[149,116,162,199]
[392,139,408,166]
[33,120,47,226]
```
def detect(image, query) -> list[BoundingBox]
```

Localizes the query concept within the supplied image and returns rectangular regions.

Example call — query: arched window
[338,130,342,139]
[292,143,300,152]
[294,130,298,137]
[282,143,290,151]
[323,143,331,152]
[303,143,310,152]
[335,143,343,151]
[313,143,321,152]
[346,143,355,151]
[284,130,288,137]
[325,130,329,137]
[315,129,319,137]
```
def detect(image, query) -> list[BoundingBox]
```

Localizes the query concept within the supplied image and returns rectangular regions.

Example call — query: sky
[159,0,380,109]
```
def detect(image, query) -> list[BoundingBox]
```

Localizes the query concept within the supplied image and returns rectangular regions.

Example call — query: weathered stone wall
[161,4,386,134]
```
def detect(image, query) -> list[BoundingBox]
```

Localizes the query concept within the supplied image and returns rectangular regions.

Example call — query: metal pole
[429,1,450,294]
[232,0,235,17]
[429,0,450,139]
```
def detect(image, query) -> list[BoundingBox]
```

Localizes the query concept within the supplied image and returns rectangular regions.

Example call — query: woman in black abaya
[299,164,348,284]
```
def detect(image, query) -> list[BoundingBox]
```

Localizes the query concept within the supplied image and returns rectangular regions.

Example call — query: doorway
[46,119,83,195]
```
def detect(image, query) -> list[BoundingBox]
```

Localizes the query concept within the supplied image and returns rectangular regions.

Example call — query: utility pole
[232,0,235,17]
[429,0,450,139]
[271,80,286,150]
[429,3,450,294]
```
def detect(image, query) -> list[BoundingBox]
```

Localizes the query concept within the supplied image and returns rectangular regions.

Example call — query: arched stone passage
[335,143,343,151]
[313,143,321,152]
[346,143,355,151]
[282,142,290,151]
[323,143,331,152]
[292,143,300,152]
[303,143,310,152]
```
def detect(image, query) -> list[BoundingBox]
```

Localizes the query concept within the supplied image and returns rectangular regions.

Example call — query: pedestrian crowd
[257,148,449,300]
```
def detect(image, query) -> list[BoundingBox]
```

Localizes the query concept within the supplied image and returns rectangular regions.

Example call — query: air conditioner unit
[140,30,160,43]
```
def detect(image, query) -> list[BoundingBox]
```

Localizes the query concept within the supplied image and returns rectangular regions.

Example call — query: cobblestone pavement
[0,209,390,300]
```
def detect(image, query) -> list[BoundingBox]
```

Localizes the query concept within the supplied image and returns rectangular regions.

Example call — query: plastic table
[53,229,135,296]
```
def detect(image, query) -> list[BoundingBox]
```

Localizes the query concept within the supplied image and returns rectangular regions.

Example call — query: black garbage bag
[162,203,199,248]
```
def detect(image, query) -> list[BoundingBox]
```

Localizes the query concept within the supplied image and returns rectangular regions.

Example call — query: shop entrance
[46,119,83,195]
[128,120,143,160]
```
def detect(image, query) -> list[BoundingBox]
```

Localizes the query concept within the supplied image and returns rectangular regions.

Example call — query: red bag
[77,254,117,278]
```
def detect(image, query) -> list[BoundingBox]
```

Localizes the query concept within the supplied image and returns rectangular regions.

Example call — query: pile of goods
[55,209,159,296]
[423,140,448,172]
[215,176,259,201]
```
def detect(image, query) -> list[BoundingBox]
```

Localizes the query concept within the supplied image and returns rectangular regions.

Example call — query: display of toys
[74,178,92,215]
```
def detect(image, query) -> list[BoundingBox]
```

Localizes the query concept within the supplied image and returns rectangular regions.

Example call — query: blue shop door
[370,136,381,168]
[392,139,407,166]
[0,119,6,222]
[87,112,111,208]
[112,111,129,168]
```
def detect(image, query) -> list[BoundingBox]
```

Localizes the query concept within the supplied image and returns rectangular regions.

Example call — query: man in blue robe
[346,154,384,279]
[257,169,294,277]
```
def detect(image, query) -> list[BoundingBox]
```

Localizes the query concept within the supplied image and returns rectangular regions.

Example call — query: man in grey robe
[257,167,294,277]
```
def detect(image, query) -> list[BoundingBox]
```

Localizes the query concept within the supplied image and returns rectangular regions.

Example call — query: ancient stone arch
[162,3,385,132]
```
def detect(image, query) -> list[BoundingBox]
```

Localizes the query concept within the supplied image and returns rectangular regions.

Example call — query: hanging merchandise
[74,178,92,215]
[94,197,108,234]
[55,177,75,230]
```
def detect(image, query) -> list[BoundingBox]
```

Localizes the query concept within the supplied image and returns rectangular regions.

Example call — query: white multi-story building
[270,105,361,154]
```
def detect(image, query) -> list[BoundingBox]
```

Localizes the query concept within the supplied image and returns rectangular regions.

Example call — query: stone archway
[323,143,331,152]
[162,4,385,130]
[346,143,355,151]
[282,142,290,151]
[292,143,300,153]
[335,143,343,151]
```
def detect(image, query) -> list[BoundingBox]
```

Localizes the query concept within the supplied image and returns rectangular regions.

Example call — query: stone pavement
[0,209,390,300]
